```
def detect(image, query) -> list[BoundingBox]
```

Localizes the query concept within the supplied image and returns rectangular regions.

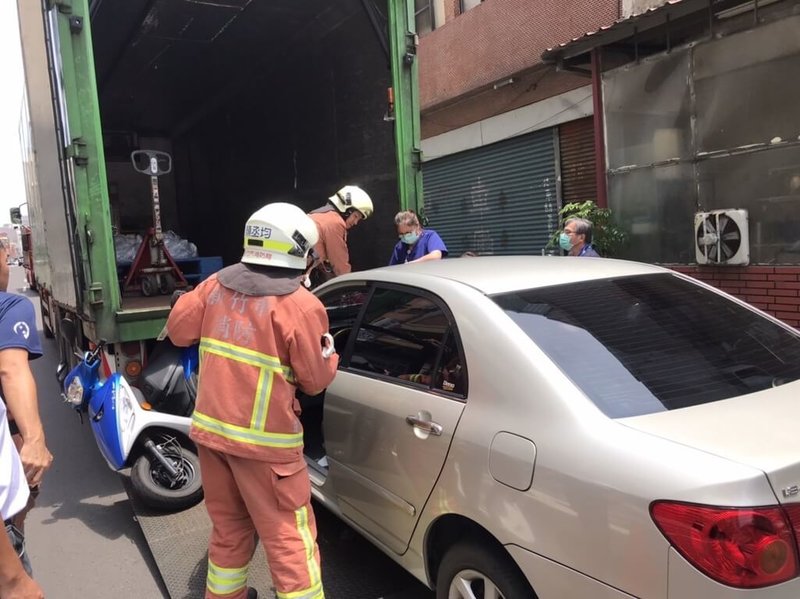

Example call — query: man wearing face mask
[389,210,448,265]
[559,217,600,257]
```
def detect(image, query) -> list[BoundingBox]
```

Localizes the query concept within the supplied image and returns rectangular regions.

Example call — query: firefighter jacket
[308,206,351,276]
[167,263,339,463]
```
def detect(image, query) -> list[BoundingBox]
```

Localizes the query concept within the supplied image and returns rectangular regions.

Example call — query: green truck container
[17,0,422,376]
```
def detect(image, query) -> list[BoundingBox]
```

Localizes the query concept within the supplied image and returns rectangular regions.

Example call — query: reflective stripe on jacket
[167,273,339,462]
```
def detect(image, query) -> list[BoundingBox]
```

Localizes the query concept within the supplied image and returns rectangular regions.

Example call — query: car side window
[349,287,466,397]
[318,285,370,358]
[433,332,467,396]
[350,288,446,379]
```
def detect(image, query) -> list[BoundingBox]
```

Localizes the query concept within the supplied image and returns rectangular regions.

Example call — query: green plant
[548,201,628,257]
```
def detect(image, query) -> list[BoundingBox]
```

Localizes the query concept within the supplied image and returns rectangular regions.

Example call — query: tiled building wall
[444,0,460,22]
[418,0,618,111]
[671,265,800,328]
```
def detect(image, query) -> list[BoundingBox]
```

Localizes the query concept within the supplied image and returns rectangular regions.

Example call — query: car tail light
[651,501,800,588]
[786,504,800,552]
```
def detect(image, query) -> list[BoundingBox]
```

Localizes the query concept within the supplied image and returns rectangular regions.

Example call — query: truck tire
[131,439,203,512]
[39,295,54,338]
[159,273,176,295]
[41,307,54,338]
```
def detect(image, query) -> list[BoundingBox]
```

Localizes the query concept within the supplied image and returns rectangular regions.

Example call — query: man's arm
[0,349,52,487]
[287,299,339,396]
[410,231,447,263]
[411,250,443,263]
[388,242,403,266]
[167,285,207,346]
[0,529,43,599]
[327,224,352,276]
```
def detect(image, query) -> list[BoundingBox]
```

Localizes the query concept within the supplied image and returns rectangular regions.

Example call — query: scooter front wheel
[131,440,203,512]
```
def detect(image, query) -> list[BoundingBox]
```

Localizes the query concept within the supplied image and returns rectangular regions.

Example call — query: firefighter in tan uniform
[168,203,338,599]
[306,185,373,287]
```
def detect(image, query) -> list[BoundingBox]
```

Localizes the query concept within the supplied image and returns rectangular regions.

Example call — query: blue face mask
[400,231,420,245]
[559,232,573,251]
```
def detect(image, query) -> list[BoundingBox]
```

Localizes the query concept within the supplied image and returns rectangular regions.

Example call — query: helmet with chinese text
[241,203,319,270]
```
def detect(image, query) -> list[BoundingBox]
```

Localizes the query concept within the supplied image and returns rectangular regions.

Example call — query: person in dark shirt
[389,210,448,265]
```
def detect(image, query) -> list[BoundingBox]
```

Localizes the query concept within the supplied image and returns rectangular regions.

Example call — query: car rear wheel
[436,542,534,599]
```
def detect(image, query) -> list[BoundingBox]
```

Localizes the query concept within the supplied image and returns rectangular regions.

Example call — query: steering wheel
[331,327,352,352]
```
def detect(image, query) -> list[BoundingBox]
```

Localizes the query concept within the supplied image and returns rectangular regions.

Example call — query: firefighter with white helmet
[168,202,337,599]
[307,185,373,287]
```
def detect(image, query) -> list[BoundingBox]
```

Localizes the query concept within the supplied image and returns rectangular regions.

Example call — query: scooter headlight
[117,383,136,443]
[65,377,84,408]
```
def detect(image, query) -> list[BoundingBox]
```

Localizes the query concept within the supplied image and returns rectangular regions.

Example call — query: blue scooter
[62,337,203,512]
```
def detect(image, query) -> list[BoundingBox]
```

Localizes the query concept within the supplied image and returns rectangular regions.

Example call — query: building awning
[541,0,757,65]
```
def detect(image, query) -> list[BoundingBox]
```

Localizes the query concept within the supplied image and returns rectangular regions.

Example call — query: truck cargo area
[92,0,400,302]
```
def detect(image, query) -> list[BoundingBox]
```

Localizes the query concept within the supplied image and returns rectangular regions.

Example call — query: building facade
[417,0,800,328]
[416,0,619,256]
[544,0,800,327]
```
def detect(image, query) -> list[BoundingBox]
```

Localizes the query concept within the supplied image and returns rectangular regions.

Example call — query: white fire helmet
[241,202,319,270]
[328,185,373,219]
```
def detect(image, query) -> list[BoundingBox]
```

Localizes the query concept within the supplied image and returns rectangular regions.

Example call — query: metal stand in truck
[123,150,189,297]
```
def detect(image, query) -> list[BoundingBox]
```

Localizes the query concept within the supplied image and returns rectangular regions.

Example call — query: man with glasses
[559,217,601,257]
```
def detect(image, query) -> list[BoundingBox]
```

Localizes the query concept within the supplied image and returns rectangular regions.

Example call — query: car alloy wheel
[436,542,535,599]
[448,568,505,599]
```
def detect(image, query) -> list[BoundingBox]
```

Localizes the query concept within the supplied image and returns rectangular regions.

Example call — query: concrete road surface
[10,266,168,598]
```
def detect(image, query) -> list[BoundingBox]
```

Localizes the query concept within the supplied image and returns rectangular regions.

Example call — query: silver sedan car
[299,256,800,599]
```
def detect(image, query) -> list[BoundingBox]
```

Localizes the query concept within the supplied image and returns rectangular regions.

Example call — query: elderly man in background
[559,217,601,257]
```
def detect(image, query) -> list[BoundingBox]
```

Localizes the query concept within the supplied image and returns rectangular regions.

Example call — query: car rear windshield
[492,273,800,417]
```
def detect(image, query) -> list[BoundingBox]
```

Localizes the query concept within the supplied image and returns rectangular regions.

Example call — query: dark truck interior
[90,0,400,282]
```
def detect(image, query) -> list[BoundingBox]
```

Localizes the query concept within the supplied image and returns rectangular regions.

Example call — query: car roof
[332,256,669,295]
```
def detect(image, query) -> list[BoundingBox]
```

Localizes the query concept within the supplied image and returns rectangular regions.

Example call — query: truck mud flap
[124,478,431,598]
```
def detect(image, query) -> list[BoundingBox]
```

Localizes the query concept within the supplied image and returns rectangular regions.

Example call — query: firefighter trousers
[199,446,324,599]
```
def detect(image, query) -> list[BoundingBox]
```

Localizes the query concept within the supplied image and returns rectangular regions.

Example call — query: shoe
[246,588,258,599]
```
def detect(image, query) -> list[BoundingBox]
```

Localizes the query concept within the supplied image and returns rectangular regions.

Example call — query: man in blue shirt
[0,291,52,579]
[559,218,601,257]
[389,210,448,265]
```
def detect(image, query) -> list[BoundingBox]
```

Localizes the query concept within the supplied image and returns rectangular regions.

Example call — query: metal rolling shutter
[559,117,596,206]
[423,129,559,256]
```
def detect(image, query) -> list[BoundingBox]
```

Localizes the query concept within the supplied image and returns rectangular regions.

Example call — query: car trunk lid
[621,381,800,504]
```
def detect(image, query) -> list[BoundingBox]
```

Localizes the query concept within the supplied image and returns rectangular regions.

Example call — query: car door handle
[406,415,443,436]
